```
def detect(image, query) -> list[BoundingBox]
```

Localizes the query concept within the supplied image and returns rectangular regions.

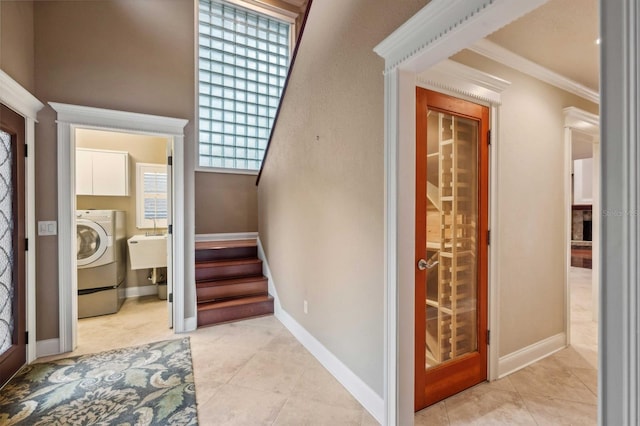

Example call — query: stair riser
[195,246,258,263]
[197,299,274,327]
[195,262,263,281]
[197,281,268,302]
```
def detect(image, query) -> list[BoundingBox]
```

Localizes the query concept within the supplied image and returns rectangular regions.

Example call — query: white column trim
[0,71,44,362]
[50,103,190,353]
[600,0,639,423]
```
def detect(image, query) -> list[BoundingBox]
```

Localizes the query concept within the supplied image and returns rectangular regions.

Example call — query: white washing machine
[76,210,126,318]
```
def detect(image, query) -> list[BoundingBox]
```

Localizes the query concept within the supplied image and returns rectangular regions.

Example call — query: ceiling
[487,0,599,92]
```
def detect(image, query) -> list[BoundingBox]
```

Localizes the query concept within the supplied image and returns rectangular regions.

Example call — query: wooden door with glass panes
[415,88,489,410]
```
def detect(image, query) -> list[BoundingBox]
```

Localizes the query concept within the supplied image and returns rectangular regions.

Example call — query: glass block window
[198,0,291,171]
[136,163,168,229]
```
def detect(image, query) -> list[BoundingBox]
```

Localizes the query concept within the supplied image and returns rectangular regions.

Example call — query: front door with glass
[0,104,27,387]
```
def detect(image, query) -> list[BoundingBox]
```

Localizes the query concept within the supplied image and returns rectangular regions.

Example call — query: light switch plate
[38,221,57,236]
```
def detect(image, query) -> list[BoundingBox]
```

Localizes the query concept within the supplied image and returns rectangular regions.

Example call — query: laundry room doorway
[51,103,188,354]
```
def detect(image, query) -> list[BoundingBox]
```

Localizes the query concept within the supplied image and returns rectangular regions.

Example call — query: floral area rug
[0,338,198,425]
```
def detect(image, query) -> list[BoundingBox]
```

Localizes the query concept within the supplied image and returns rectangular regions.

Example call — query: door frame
[563,107,599,334]
[49,102,188,353]
[374,1,547,423]
[0,71,44,363]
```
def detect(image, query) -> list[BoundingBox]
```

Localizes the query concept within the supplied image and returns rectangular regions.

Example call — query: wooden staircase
[196,239,274,327]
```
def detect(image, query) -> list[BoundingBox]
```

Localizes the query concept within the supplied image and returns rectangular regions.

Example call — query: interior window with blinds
[136,163,168,230]
[198,0,291,171]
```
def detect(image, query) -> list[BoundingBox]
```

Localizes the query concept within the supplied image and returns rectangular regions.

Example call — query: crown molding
[49,102,188,136]
[0,70,44,120]
[417,59,511,105]
[563,106,599,137]
[374,0,549,73]
[469,39,600,105]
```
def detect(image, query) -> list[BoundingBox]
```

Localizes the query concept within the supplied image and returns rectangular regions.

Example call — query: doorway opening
[73,128,173,354]
[50,102,188,354]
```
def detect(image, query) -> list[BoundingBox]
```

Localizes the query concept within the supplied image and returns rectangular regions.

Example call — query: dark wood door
[0,104,27,387]
[415,88,489,410]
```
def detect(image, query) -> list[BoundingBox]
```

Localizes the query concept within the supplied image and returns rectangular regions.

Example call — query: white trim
[195,232,259,242]
[373,0,550,73]
[497,333,567,378]
[194,166,259,176]
[417,59,511,105]
[488,105,501,381]
[256,237,280,311]
[599,1,638,419]
[0,71,44,363]
[125,285,159,298]
[375,1,553,422]
[257,237,382,421]
[0,70,44,120]
[49,103,188,136]
[36,338,61,358]
[276,308,384,423]
[469,39,600,104]
[184,316,197,331]
[49,102,189,353]
[563,107,600,335]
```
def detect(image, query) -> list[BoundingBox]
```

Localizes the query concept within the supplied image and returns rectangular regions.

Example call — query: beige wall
[192,0,306,235]
[76,128,168,288]
[195,172,258,234]
[451,50,598,357]
[33,0,195,340]
[0,0,35,93]
[258,0,430,396]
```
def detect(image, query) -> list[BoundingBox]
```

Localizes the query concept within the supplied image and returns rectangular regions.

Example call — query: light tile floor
[37,267,597,425]
[415,266,598,425]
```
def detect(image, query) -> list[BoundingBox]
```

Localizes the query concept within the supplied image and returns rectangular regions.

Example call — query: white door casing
[50,102,189,353]
[0,71,44,363]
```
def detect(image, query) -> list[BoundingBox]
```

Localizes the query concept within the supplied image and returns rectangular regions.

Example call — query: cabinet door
[76,149,93,195]
[92,151,128,196]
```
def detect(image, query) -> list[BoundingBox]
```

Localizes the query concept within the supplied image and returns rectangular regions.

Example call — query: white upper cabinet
[76,148,129,196]
[573,158,593,205]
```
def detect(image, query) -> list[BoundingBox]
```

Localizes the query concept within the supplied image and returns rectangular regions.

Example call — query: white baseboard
[498,332,567,378]
[257,237,382,423]
[195,232,258,242]
[276,308,384,422]
[184,316,197,332]
[256,237,281,312]
[125,285,159,298]
[36,338,61,358]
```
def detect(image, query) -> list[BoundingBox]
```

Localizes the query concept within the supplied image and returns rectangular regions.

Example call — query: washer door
[77,219,109,267]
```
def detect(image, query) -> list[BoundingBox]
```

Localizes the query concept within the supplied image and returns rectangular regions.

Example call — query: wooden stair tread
[197,275,267,287]
[195,239,257,251]
[198,295,273,311]
[195,258,262,268]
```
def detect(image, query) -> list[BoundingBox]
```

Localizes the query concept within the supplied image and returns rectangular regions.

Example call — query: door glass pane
[77,225,100,260]
[425,110,478,368]
[0,130,14,355]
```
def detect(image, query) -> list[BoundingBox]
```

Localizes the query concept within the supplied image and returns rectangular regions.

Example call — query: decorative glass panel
[198,0,291,170]
[425,111,478,367]
[0,130,14,356]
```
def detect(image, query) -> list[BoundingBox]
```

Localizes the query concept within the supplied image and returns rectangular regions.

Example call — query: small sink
[127,234,167,270]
